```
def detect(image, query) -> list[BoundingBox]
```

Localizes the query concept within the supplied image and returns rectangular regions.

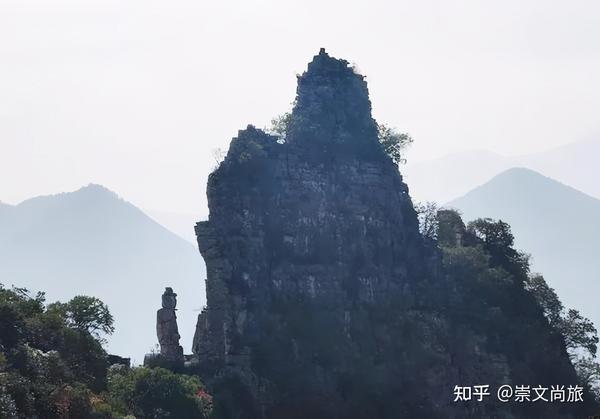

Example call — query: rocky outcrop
[194,49,426,359]
[192,49,439,416]
[155,287,184,367]
[191,50,595,418]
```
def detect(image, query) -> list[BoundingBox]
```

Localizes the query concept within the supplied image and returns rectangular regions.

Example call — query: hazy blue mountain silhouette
[0,184,205,362]
[404,137,600,204]
[448,168,600,330]
[146,209,204,244]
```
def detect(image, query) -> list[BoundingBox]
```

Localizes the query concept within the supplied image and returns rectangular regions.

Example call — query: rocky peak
[287,49,380,157]
[190,51,593,419]
[193,50,429,416]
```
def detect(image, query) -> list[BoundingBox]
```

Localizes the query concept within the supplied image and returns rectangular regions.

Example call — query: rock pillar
[156,287,184,366]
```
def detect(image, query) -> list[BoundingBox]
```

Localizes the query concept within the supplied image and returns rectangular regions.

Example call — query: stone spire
[286,48,379,151]
[189,49,596,419]
[156,287,184,367]
[192,49,423,405]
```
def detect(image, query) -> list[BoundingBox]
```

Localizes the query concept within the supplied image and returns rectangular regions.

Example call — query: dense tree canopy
[104,366,211,418]
[0,284,212,418]
[434,210,600,402]
[0,285,109,417]
[48,295,115,341]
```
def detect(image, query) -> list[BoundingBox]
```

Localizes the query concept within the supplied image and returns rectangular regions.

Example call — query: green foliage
[467,218,530,281]
[436,209,467,247]
[560,309,599,357]
[143,352,185,372]
[107,366,211,419]
[269,112,292,142]
[526,274,599,358]
[575,357,600,398]
[414,201,439,240]
[376,123,413,165]
[0,283,214,418]
[209,207,599,417]
[436,212,600,411]
[0,284,111,417]
[0,391,18,418]
[268,114,413,164]
[224,128,270,174]
[526,275,600,400]
[525,274,564,327]
[48,295,115,341]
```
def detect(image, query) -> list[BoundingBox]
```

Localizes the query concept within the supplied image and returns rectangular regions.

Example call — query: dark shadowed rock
[193,49,428,373]
[191,50,596,419]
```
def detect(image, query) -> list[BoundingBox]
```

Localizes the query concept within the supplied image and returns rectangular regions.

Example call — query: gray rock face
[193,50,428,359]
[157,287,184,365]
[191,50,593,418]
[192,50,440,413]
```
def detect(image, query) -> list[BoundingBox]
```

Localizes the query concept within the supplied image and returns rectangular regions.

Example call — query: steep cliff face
[193,49,439,415]
[192,50,594,419]
[194,49,428,355]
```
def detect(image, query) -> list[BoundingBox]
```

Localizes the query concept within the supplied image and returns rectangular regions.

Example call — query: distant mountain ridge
[0,184,206,361]
[146,209,205,244]
[448,167,600,331]
[404,137,600,204]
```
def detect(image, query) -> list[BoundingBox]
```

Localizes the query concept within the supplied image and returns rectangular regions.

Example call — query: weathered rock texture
[192,50,595,419]
[156,287,184,366]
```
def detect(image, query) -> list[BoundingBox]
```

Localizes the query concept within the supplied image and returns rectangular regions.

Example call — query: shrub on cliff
[376,123,413,165]
[0,284,214,418]
[106,366,211,418]
[436,210,600,407]
[268,112,413,164]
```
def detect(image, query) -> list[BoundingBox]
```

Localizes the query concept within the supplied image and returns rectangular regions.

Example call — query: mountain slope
[146,209,205,244]
[0,184,205,361]
[404,137,600,203]
[524,137,600,201]
[447,168,600,329]
[403,149,510,203]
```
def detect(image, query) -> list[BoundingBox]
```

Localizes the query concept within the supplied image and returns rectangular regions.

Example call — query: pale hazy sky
[2,0,600,214]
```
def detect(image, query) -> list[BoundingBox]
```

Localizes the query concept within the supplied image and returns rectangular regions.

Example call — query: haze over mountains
[448,167,600,332]
[147,209,204,245]
[404,137,600,204]
[0,184,206,362]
